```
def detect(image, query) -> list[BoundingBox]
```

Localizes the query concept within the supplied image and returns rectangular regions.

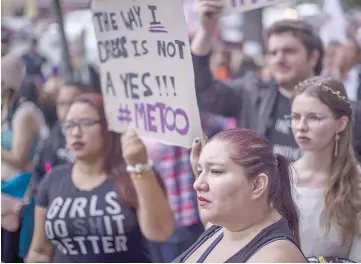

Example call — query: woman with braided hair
[289,76,361,262]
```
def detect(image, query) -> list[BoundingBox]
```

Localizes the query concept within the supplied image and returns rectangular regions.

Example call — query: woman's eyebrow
[204,161,224,166]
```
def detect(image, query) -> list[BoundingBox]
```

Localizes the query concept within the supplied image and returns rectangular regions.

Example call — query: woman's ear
[251,173,268,200]
[337,116,349,134]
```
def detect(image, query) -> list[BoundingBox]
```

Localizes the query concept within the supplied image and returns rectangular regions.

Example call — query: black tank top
[172,218,303,263]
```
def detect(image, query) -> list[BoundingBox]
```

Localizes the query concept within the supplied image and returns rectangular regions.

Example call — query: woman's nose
[71,125,82,137]
[193,174,209,192]
[296,117,308,131]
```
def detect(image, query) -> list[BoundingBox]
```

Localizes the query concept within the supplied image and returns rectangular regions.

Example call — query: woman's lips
[198,196,210,206]
[72,142,85,150]
[296,136,311,144]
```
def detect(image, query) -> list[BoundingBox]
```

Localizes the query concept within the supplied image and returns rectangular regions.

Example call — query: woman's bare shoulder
[13,102,39,123]
[247,239,306,263]
[13,102,40,130]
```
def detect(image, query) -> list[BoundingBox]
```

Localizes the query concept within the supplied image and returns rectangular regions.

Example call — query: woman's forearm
[1,148,32,170]
[26,250,53,263]
[1,149,21,168]
[132,170,175,242]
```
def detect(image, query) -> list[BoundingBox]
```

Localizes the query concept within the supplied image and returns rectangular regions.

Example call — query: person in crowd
[210,47,232,81]
[174,128,306,263]
[201,110,237,134]
[289,76,361,262]
[236,56,259,79]
[322,41,341,77]
[41,68,62,129]
[333,37,361,102]
[43,67,61,104]
[1,28,11,57]
[1,55,49,262]
[192,0,344,162]
[22,37,48,84]
[32,81,88,195]
[144,140,205,263]
[67,44,102,94]
[26,93,175,263]
[210,38,259,81]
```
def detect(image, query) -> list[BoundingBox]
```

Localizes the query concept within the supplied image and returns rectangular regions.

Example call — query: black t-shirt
[36,164,151,263]
[266,92,301,161]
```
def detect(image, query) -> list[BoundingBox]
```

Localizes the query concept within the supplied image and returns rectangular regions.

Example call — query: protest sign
[221,0,287,16]
[91,0,202,148]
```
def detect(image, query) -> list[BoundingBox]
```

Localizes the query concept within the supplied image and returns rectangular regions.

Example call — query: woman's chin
[298,146,318,153]
[200,212,218,225]
[72,151,88,161]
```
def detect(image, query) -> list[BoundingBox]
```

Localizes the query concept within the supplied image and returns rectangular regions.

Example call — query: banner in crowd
[91,0,202,147]
[222,0,287,16]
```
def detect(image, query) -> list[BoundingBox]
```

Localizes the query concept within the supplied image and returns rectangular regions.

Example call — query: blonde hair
[292,76,361,244]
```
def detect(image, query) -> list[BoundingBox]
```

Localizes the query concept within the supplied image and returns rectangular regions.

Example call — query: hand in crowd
[121,128,148,166]
[190,133,208,177]
[195,0,222,34]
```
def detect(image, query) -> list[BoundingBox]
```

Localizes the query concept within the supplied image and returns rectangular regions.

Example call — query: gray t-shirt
[36,164,151,263]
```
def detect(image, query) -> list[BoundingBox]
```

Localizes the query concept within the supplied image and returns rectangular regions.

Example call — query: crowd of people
[1,0,361,263]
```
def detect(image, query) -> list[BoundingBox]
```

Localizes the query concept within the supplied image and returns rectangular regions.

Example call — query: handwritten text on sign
[222,0,287,16]
[91,0,202,148]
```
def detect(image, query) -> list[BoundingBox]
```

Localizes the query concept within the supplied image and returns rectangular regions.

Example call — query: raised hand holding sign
[91,0,202,148]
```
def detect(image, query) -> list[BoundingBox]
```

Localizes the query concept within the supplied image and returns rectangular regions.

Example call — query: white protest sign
[222,0,287,16]
[91,0,202,148]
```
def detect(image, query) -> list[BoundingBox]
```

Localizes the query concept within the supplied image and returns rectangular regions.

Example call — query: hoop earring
[334,133,340,157]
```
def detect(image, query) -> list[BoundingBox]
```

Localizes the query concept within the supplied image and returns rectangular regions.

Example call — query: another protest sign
[222,0,287,16]
[91,0,202,148]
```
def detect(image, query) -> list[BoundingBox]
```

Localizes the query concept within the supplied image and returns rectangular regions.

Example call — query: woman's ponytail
[272,154,301,246]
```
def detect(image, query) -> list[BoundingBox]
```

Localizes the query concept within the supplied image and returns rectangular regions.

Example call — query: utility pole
[53,0,72,79]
